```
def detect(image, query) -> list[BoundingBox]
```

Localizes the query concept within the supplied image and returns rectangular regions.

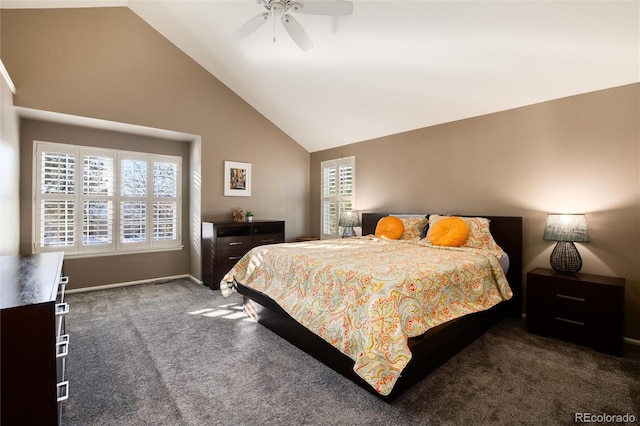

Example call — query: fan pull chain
[273,13,276,43]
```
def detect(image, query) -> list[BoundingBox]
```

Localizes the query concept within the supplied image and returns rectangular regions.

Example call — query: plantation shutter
[34,141,182,255]
[320,156,355,239]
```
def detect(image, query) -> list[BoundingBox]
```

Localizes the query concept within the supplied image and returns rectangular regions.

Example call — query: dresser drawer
[216,247,248,264]
[216,235,252,252]
[252,233,284,246]
[216,254,246,275]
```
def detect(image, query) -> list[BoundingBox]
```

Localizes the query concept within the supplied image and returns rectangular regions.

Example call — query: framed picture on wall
[224,161,251,197]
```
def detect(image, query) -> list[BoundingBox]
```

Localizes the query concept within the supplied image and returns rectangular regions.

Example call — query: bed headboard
[361,213,522,318]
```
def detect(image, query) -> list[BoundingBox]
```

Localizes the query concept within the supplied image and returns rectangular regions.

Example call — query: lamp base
[550,241,583,274]
[341,227,355,238]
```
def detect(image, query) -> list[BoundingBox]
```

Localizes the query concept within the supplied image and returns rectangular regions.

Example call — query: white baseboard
[65,274,202,294]
[624,337,640,347]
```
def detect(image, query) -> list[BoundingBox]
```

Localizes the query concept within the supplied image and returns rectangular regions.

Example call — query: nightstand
[526,267,625,356]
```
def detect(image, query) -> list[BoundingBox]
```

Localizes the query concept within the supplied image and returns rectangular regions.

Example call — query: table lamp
[339,210,360,238]
[543,213,589,274]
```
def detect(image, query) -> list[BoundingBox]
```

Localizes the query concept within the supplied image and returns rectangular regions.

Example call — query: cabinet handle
[228,241,244,246]
[228,256,242,260]
[56,334,69,358]
[57,381,69,402]
[555,316,585,326]
[556,293,586,302]
[55,303,69,316]
[260,239,275,243]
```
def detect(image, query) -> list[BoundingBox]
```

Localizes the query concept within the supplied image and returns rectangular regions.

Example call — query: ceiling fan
[231,0,353,52]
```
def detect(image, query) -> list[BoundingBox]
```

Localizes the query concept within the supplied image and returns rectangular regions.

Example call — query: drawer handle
[56,334,69,358]
[57,381,69,402]
[260,239,275,243]
[228,241,244,246]
[55,303,69,316]
[556,294,585,302]
[555,316,585,326]
[228,256,243,260]
[58,276,68,302]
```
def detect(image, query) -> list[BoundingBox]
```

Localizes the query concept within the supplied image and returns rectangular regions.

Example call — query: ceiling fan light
[233,0,353,51]
[271,2,285,17]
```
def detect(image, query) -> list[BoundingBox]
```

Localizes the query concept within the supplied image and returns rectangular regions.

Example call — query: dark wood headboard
[361,213,523,318]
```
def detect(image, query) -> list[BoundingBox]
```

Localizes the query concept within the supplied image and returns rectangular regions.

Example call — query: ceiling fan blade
[281,14,313,51]
[231,12,271,40]
[293,1,353,16]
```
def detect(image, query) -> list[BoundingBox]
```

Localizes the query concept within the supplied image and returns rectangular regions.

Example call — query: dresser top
[0,252,64,309]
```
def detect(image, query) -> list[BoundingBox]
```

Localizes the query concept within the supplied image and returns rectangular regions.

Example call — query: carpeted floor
[61,279,640,425]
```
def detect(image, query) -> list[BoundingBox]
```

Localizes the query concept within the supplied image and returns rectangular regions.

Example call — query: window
[320,156,355,239]
[34,141,181,255]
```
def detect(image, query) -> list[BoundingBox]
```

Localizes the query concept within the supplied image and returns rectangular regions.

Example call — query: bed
[221,213,522,401]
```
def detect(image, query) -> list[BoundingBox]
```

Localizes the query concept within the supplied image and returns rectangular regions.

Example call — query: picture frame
[224,161,251,197]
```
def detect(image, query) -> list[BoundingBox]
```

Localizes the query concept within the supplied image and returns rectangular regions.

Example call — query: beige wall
[0,64,20,255]
[311,84,640,340]
[1,8,310,288]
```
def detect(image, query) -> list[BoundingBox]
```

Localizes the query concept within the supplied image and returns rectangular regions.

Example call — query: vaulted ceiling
[3,1,639,152]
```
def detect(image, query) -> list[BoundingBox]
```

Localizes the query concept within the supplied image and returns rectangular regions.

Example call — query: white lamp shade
[543,214,589,242]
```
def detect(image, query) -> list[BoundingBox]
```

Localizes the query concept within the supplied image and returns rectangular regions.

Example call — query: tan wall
[0,66,20,255]
[1,8,310,288]
[311,84,640,340]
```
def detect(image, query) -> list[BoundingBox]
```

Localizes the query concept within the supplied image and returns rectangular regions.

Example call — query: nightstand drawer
[537,278,621,316]
[552,315,589,341]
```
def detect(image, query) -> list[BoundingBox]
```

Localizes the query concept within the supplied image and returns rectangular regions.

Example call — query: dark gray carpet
[61,279,640,425]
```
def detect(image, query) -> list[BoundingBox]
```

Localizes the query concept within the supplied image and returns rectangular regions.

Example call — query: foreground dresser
[202,221,285,289]
[1,252,69,425]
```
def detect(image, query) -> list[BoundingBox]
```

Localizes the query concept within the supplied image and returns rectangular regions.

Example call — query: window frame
[33,141,182,257]
[320,156,355,239]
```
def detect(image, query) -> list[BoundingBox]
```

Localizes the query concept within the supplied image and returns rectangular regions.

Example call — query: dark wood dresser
[1,252,69,425]
[202,220,285,289]
[526,267,625,355]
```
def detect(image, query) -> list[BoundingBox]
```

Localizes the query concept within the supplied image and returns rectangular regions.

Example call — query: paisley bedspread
[221,236,512,396]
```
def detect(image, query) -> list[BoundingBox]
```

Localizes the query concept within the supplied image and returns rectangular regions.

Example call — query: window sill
[47,245,185,260]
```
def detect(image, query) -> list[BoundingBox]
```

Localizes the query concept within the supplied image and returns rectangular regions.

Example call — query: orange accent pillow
[428,215,504,257]
[375,216,404,240]
[428,217,470,247]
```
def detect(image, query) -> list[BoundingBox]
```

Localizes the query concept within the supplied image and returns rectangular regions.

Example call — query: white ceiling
[3,1,639,152]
